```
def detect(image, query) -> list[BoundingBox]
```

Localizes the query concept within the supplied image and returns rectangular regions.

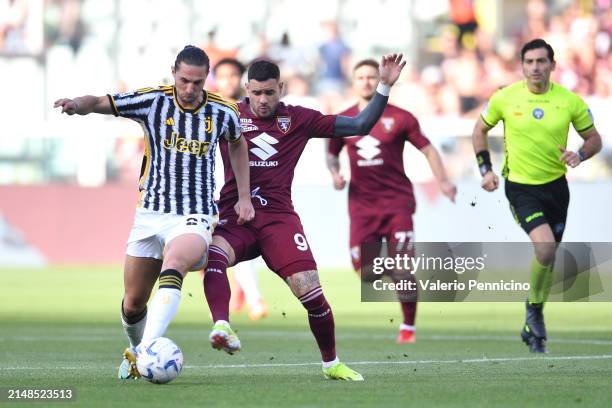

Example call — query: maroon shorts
[214,208,317,279]
[349,211,414,271]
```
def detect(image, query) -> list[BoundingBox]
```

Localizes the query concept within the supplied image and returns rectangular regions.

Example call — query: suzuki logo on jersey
[249,132,279,167]
[356,135,384,167]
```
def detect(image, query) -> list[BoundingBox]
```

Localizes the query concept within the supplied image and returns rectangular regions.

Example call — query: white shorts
[126,207,217,270]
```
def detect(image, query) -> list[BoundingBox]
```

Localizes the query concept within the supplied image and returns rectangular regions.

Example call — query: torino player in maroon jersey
[202,55,406,381]
[327,59,456,344]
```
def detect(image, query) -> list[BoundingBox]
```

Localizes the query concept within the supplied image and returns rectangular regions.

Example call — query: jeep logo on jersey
[356,135,384,167]
[163,131,210,157]
[249,132,280,167]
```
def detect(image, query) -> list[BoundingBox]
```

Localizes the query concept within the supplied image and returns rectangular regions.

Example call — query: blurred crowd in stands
[201,0,612,119]
[1,0,610,185]
[3,0,611,116]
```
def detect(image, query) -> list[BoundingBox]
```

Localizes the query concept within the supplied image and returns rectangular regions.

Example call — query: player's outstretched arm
[558,127,602,168]
[228,136,255,224]
[325,151,346,190]
[420,145,456,202]
[53,95,113,116]
[472,117,499,192]
[334,54,406,137]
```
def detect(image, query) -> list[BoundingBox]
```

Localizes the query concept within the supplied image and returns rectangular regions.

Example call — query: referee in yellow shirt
[472,39,602,353]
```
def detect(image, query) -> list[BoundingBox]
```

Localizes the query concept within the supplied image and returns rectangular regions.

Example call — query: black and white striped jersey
[108,85,241,215]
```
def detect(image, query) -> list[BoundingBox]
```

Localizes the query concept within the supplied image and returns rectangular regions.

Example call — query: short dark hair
[247,60,280,82]
[213,58,246,76]
[174,45,210,70]
[353,59,379,72]
[521,39,555,63]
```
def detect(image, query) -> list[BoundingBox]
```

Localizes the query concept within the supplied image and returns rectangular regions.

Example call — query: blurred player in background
[213,58,268,320]
[472,39,602,353]
[327,59,456,344]
[54,46,254,378]
[203,55,406,380]
[214,58,245,101]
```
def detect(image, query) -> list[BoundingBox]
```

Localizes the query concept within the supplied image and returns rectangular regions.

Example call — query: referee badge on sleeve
[481,102,489,117]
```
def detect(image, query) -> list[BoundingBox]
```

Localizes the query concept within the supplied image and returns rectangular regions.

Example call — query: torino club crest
[277,116,291,133]
[381,117,395,132]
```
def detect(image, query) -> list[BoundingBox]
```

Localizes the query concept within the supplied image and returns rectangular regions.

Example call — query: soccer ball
[136,337,183,384]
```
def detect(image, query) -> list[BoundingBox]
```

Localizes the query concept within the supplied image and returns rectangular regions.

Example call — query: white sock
[234,261,262,307]
[322,356,340,369]
[214,320,230,328]
[121,311,147,348]
[141,288,181,343]
[400,323,416,332]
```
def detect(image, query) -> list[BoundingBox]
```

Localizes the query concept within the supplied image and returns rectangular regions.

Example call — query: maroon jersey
[218,100,336,212]
[328,104,430,217]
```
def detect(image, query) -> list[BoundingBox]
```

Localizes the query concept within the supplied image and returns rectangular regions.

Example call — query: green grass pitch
[1,265,611,407]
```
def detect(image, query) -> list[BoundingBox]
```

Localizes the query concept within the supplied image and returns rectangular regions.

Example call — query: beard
[362,90,375,101]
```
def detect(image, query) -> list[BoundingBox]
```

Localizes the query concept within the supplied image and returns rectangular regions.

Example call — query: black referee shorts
[504,176,570,242]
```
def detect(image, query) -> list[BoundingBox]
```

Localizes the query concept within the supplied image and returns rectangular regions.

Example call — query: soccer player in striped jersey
[203,55,406,381]
[53,45,254,379]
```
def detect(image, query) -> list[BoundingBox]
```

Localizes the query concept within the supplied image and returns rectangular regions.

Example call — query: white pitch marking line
[2,354,612,371]
[419,335,612,346]
[188,354,612,369]
[2,334,612,346]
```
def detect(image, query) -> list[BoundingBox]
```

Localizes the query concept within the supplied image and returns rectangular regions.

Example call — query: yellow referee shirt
[481,81,594,185]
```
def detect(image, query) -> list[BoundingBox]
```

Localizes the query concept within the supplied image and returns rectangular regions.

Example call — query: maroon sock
[393,274,417,327]
[203,245,231,322]
[299,287,336,362]
[399,301,417,326]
